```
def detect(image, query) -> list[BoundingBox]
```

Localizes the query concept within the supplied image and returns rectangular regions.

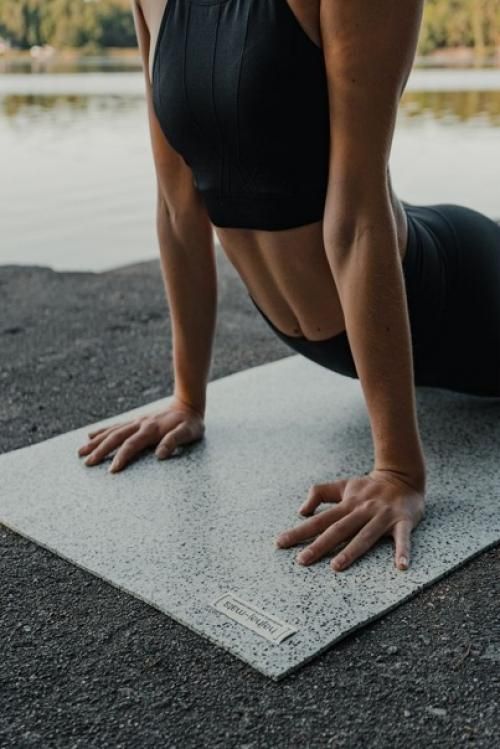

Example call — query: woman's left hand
[275,469,426,572]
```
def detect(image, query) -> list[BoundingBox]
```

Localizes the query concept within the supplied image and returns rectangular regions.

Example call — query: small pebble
[426,706,447,717]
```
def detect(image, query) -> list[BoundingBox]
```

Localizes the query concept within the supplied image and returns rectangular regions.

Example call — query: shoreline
[1,44,500,69]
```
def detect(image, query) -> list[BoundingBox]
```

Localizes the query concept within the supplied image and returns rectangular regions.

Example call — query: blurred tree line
[0,0,136,50]
[0,0,499,53]
[420,0,500,55]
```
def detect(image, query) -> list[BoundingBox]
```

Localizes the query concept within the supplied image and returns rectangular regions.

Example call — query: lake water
[1,67,499,272]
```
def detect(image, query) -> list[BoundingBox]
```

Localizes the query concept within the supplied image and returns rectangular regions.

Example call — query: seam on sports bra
[210,6,224,196]
[182,3,222,159]
[235,1,251,191]
[151,0,174,91]
[234,9,272,195]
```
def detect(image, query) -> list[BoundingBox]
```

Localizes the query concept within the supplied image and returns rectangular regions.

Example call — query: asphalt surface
[1,251,499,748]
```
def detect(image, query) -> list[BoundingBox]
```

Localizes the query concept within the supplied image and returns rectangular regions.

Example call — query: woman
[78,0,500,573]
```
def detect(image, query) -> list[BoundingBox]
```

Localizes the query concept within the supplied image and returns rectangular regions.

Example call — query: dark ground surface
[1,251,499,748]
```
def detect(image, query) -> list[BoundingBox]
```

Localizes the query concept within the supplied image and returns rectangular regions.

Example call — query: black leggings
[250,202,500,398]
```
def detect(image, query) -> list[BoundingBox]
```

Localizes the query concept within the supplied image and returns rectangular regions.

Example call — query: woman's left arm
[276,1,427,572]
[321,0,426,484]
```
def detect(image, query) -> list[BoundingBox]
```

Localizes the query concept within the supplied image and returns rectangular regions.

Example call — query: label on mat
[211,592,297,644]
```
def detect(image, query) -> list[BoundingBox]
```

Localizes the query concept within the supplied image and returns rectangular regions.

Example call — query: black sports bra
[152,0,330,230]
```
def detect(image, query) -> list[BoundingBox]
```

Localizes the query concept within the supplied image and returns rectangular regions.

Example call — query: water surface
[1,67,499,271]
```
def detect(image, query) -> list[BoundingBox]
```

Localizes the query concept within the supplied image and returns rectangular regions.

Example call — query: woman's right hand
[77,396,205,473]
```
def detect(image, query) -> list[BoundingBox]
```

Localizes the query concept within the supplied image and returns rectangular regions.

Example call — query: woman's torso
[144,0,408,341]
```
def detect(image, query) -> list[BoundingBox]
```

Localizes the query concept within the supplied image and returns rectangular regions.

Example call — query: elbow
[156,184,175,222]
[323,216,358,256]
[155,187,189,240]
[322,215,370,275]
[156,191,174,239]
[321,187,372,267]
[322,167,394,265]
[322,202,396,274]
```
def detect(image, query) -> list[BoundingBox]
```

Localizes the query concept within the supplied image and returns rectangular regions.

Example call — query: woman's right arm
[78,0,216,471]
[137,0,217,418]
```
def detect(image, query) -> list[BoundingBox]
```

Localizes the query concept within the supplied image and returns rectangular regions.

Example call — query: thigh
[408,203,500,397]
[442,203,500,396]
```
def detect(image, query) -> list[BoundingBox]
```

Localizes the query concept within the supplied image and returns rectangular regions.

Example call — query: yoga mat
[1,356,499,679]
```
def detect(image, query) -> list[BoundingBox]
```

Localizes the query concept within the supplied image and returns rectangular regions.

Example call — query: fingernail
[398,556,409,570]
[332,555,345,570]
[297,549,312,564]
[85,455,95,465]
[275,534,288,548]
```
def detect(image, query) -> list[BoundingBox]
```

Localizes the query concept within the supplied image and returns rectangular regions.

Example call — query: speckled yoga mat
[1,356,499,679]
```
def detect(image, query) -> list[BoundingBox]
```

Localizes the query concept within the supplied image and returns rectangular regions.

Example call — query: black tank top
[152,0,330,230]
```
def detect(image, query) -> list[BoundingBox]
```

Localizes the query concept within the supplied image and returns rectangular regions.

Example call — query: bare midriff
[213,188,408,342]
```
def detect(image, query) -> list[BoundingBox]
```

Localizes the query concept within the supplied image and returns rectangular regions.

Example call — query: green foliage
[419,0,500,54]
[0,0,499,52]
[0,0,136,50]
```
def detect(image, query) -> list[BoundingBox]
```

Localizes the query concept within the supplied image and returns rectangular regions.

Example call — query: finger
[84,423,140,466]
[276,504,348,549]
[296,508,368,565]
[109,428,158,473]
[298,479,348,516]
[87,423,121,439]
[330,515,388,571]
[155,422,194,460]
[392,520,412,570]
[79,426,122,455]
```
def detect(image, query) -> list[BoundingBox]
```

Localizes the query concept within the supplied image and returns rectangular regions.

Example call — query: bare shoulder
[319,0,424,239]
[319,0,424,158]
[130,0,212,233]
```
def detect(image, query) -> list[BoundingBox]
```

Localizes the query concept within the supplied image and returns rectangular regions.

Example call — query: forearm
[327,202,426,485]
[156,196,217,417]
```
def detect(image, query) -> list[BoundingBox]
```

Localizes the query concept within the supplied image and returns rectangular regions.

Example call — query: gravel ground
[1,252,499,748]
